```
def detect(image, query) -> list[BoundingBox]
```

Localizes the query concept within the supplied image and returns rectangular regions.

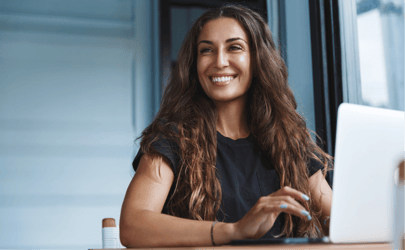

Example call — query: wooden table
[91,242,391,250]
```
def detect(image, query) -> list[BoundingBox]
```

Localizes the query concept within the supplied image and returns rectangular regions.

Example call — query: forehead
[197,17,248,43]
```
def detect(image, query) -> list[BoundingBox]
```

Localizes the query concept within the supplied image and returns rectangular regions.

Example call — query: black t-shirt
[132,131,323,239]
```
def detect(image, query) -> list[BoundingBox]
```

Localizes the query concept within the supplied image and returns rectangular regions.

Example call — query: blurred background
[0,0,403,248]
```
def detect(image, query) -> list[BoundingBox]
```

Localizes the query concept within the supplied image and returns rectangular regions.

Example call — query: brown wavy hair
[138,4,333,238]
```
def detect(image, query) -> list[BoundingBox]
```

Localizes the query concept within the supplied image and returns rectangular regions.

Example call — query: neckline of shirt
[217,131,254,145]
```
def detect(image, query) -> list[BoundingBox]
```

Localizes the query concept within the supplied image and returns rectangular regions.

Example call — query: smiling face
[196,18,252,104]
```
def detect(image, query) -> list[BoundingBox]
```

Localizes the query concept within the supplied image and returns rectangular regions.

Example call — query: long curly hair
[137,4,333,238]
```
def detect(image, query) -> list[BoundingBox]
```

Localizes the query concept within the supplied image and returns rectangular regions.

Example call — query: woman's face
[196,18,252,103]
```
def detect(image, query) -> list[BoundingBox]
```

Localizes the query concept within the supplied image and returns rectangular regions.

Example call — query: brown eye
[229,45,242,51]
[199,48,212,53]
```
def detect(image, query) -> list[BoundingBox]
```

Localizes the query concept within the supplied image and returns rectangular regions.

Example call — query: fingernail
[279,204,288,209]
[302,194,310,201]
[307,215,312,220]
[300,210,309,216]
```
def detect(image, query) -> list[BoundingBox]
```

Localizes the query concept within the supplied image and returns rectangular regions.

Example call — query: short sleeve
[132,137,180,173]
[307,157,325,177]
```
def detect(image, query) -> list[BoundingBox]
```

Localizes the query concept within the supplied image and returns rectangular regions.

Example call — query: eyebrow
[197,37,248,46]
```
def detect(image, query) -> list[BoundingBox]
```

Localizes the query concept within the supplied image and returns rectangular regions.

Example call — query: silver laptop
[231,103,404,245]
[329,103,404,243]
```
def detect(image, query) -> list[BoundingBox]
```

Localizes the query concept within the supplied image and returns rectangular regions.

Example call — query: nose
[214,49,229,68]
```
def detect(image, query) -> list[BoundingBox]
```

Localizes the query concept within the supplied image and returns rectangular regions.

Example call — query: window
[339,0,404,111]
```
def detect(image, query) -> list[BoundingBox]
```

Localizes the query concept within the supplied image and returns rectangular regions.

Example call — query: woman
[120,4,333,248]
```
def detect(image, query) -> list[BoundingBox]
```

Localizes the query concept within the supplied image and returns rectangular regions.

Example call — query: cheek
[196,60,209,91]
[197,57,208,76]
[236,55,250,74]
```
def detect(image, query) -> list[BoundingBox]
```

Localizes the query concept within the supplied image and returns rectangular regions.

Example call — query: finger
[260,196,311,220]
[279,198,312,220]
[264,203,312,221]
[270,186,310,204]
[271,196,307,212]
[257,196,307,213]
[276,198,311,220]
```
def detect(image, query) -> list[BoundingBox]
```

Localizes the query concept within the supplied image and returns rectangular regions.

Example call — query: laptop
[231,103,405,245]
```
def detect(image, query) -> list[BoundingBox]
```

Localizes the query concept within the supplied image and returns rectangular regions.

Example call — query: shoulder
[307,155,325,177]
[133,127,180,174]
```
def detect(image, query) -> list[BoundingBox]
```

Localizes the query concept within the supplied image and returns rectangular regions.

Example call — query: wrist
[229,222,242,241]
[213,222,236,245]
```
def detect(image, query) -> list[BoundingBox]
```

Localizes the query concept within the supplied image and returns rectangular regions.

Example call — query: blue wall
[0,0,157,248]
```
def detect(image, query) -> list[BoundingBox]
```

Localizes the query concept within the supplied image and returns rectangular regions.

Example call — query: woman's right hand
[231,186,311,240]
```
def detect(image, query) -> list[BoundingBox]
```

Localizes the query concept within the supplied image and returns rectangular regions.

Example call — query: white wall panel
[0,1,157,247]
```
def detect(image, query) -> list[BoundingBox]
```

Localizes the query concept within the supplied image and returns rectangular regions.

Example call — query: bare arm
[119,154,234,248]
[308,169,333,236]
[120,153,314,247]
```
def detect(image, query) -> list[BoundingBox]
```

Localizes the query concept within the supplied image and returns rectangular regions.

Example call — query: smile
[210,75,236,83]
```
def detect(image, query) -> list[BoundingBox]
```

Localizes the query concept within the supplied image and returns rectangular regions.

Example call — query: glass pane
[356,0,404,111]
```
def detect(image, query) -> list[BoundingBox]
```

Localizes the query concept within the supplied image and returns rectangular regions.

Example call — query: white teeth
[211,76,235,82]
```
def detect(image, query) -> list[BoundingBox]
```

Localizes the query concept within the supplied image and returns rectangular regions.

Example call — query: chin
[209,93,245,104]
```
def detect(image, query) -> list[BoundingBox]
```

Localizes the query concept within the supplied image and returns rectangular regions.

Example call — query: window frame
[308,0,345,187]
